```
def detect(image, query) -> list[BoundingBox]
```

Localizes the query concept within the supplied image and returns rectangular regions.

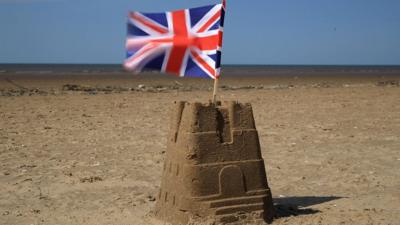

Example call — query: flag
[124,1,226,79]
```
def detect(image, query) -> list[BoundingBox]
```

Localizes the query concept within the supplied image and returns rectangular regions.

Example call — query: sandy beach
[0,71,399,225]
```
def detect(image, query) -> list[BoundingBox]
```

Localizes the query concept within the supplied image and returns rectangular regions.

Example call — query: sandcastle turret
[155,101,274,224]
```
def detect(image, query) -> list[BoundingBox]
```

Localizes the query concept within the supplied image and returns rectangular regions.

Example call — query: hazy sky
[0,0,399,65]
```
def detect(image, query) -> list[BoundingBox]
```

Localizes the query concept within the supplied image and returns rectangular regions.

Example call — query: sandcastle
[155,101,274,224]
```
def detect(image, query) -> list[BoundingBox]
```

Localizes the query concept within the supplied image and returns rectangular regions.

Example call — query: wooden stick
[212,77,219,104]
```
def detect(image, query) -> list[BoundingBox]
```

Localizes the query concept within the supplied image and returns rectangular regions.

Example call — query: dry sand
[0,74,399,225]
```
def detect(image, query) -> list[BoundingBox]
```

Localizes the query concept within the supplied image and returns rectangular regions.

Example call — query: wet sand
[0,73,399,225]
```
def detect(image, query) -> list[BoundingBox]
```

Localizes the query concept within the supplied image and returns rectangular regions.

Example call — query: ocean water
[0,64,400,77]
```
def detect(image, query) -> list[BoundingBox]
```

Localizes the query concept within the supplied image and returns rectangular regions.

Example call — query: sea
[1,64,400,77]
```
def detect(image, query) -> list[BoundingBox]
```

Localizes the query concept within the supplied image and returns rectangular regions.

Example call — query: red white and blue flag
[124,1,226,79]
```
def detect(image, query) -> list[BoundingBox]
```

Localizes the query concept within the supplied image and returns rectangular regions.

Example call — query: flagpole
[212,76,219,104]
[212,0,225,104]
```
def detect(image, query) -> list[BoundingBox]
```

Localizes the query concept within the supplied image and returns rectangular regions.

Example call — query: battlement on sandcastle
[155,101,274,224]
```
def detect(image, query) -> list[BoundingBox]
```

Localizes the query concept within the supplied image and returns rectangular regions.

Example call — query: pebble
[91,162,101,167]
[147,195,156,202]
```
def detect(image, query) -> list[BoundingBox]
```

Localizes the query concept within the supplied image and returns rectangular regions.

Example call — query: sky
[0,0,399,65]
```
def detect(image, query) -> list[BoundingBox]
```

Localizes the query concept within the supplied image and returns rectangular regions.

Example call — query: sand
[0,74,399,225]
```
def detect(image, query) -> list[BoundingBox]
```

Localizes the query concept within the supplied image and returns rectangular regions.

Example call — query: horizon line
[1,63,400,67]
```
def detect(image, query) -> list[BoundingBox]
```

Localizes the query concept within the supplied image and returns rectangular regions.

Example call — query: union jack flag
[124,1,226,79]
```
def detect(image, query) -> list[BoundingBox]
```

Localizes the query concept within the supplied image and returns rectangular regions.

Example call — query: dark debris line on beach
[0,83,260,97]
[0,80,399,97]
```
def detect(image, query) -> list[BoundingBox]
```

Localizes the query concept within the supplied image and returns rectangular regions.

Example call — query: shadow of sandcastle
[274,196,343,218]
